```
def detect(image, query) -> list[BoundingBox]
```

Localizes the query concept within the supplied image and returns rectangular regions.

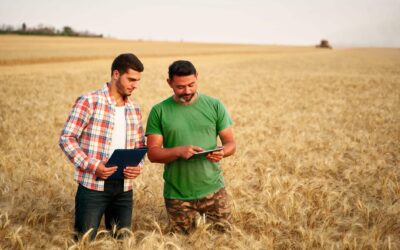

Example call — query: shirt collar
[102,83,133,107]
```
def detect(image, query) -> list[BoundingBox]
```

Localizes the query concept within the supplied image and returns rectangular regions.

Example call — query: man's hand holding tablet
[123,165,143,179]
[188,146,224,161]
[97,148,147,180]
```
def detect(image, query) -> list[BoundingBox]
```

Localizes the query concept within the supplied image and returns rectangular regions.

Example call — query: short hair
[168,60,197,79]
[111,53,144,76]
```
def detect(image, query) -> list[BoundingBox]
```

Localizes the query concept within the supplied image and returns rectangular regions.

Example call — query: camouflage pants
[165,188,232,234]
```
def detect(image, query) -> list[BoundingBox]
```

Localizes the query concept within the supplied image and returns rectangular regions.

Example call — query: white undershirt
[109,106,126,156]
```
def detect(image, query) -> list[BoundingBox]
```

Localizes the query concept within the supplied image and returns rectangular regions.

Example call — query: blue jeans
[74,180,133,240]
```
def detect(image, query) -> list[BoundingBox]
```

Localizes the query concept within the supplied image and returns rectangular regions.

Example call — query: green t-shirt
[146,93,233,200]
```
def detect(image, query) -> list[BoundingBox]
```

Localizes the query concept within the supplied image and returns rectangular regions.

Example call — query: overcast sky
[0,0,399,47]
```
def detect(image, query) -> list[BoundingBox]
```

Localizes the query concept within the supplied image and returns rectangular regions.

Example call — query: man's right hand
[95,163,117,180]
[175,145,204,159]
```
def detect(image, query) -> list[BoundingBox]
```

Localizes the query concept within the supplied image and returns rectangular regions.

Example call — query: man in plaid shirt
[59,53,146,240]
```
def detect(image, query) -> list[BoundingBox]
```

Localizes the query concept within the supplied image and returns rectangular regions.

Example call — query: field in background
[0,35,399,249]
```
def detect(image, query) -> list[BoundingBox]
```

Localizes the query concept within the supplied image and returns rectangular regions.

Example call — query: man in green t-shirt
[146,60,236,234]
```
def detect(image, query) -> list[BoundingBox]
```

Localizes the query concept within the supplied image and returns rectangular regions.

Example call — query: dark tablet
[189,146,224,160]
[102,148,147,180]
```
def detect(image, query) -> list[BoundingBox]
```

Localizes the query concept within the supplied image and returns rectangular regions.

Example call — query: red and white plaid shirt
[59,83,145,191]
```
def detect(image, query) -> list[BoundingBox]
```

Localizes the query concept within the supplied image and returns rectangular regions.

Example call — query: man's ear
[167,78,172,87]
[112,70,120,80]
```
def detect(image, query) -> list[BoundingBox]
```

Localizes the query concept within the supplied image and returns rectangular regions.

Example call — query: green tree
[62,26,75,36]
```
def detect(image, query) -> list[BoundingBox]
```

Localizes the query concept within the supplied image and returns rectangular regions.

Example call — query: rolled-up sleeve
[58,95,100,174]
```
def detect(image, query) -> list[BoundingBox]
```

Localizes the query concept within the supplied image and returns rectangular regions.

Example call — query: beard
[116,78,132,97]
[177,93,196,103]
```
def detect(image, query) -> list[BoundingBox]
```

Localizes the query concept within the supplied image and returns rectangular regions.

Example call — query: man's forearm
[59,134,100,174]
[148,147,179,164]
[222,142,236,158]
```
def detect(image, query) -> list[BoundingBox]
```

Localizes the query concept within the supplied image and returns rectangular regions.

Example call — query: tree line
[0,23,103,38]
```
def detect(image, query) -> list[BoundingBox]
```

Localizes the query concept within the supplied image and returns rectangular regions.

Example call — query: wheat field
[0,35,399,249]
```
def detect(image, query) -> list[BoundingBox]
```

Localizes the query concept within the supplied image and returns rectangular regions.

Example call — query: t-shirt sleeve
[216,100,233,132]
[145,106,163,136]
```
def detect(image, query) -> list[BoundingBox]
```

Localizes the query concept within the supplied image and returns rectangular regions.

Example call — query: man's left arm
[206,127,236,162]
[134,110,146,148]
[124,108,146,179]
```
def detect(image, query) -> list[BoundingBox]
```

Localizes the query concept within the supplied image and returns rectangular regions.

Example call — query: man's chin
[180,95,194,102]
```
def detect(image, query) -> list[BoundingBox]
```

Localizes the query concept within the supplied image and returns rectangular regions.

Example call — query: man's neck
[108,82,125,106]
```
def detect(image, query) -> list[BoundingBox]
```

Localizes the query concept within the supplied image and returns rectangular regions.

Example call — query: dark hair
[168,60,197,79]
[111,53,144,76]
